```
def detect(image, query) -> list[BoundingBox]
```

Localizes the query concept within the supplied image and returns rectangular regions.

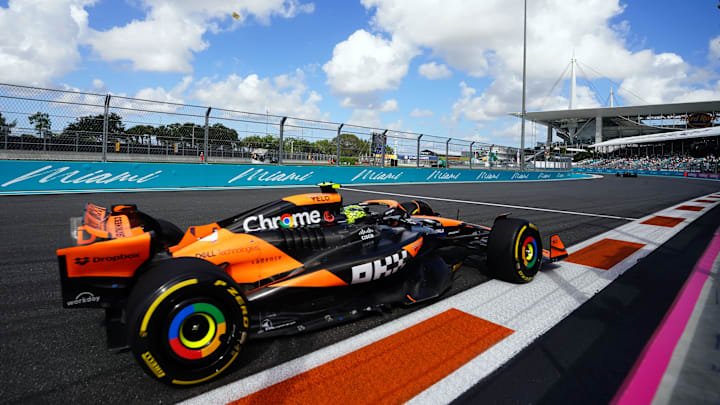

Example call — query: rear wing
[72,203,145,246]
[542,234,568,263]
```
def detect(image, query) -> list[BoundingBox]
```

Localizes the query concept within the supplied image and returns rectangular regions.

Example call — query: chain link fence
[0,82,557,169]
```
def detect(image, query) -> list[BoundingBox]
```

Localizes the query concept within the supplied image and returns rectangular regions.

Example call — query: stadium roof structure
[590,126,720,148]
[511,100,720,145]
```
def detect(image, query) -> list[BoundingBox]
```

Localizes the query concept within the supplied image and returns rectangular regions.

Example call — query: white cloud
[348,108,382,128]
[193,70,325,120]
[709,35,720,63]
[92,79,105,90]
[323,29,419,98]
[0,0,96,85]
[379,99,398,112]
[84,1,314,73]
[418,62,451,79]
[360,0,718,130]
[410,108,433,118]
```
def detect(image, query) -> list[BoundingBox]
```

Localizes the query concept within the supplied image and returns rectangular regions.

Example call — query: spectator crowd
[575,154,719,173]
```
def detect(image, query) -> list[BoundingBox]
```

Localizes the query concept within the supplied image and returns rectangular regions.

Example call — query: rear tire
[126,258,249,385]
[487,218,543,283]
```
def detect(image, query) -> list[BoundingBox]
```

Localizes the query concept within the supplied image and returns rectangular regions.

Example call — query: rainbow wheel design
[521,236,538,268]
[168,303,226,360]
[487,218,543,284]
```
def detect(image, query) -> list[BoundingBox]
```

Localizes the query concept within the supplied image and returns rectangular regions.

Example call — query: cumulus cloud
[193,69,325,120]
[358,0,717,129]
[323,29,419,98]
[418,62,451,79]
[709,35,720,63]
[83,0,314,73]
[0,0,96,85]
[410,108,433,118]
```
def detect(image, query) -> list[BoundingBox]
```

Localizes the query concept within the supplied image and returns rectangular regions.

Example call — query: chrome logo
[279,213,294,228]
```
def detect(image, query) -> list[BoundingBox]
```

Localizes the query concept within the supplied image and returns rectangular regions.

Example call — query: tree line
[0,111,392,155]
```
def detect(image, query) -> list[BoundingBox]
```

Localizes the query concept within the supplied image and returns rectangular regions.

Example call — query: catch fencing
[0,82,555,170]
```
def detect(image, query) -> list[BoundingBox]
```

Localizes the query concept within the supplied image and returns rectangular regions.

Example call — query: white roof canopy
[590,126,720,148]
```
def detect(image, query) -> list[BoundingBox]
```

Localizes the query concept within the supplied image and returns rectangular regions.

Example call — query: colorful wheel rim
[168,303,226,360]
[521,236,538,268]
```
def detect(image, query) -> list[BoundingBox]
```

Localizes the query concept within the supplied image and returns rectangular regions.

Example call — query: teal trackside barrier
[0,160,591,193]
[573,168,720,180]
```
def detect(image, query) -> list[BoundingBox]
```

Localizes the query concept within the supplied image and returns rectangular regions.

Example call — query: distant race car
[57,183,568,386]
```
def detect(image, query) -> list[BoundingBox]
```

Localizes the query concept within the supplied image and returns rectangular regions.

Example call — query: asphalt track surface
[1,175,719,404]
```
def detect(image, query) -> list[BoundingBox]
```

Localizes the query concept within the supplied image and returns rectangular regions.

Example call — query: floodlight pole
[470,141,475,169]
[337,123,343,166]
[520,0,527,171]
[445,138,451,169]
[204,107,211,164]
[278,116,287,165]
[416,134,423,168]
[381,129,388,167]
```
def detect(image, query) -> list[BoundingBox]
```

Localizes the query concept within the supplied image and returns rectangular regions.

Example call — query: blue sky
[1,0,719,147]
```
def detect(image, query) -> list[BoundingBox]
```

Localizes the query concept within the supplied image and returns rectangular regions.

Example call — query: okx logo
[74,257,90,266]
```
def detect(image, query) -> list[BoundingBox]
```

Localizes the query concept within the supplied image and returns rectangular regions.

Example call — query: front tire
[487,218,543,283]
[126,258,249,385]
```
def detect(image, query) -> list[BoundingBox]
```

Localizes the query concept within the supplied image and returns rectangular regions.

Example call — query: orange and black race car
[56,183,568,386]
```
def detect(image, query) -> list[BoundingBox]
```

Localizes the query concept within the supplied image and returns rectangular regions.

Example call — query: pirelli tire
[487,218,543,284]
[126,257,249,386]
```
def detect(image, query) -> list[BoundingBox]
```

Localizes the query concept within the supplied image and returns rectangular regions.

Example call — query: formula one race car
[56,183,568,386]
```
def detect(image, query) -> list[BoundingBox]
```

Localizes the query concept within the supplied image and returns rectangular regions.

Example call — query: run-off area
[0,175,718,404]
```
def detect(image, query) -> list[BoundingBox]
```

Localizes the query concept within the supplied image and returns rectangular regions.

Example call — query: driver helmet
[343,205,367,224]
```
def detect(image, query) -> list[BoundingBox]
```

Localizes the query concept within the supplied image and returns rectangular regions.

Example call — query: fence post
[278,116,287,165]
[381,129,388,168]
[337,123,344,166]
[102,94,111,162]
[470,141,475,169]
[204,107,211,164]
[445,138,451,169]
[416,134,423,168]
[42,123,46,152]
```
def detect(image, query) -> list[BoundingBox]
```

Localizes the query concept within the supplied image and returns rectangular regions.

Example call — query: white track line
[340,186,638,221]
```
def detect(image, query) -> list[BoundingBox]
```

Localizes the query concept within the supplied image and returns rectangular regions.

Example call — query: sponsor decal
[426,171,461,181]
[323,210,335,222]
[538,173,551,179]
[243,210,322,232]
[251,255,283,265]
[66,291,101,306]
[141,351,166,378]
[350,169,403,182]
[112,216,127,238]
[511,172,530,180]
[476,171,501,180]
[74,257,90,266]
[687,112,714,128]
[1,165,162,188]
[260,318,296,332]
[74,253,140,265]
[227,168,314,184]
[351,250,409,284]
[359,228,375,241]
[194,245,260,259]
[308,194,331,202]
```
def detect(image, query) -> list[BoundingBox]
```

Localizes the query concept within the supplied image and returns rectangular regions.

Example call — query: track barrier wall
[574,168,720,180]
[0,160,590,194]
